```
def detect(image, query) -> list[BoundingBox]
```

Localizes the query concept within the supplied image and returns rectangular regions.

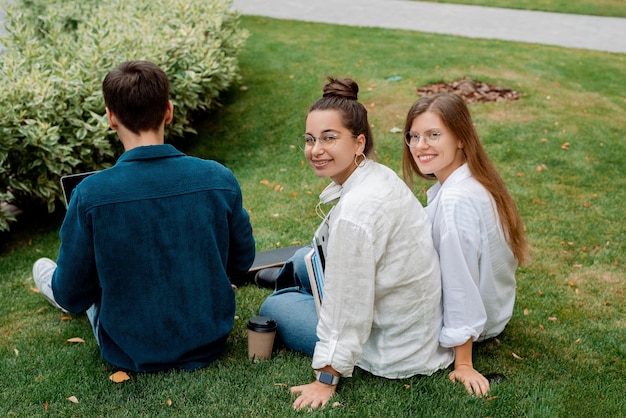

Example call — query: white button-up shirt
[311,160,454,378]
[425,164,517,348]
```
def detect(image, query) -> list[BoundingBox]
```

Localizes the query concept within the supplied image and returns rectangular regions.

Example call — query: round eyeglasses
[299,132,357,151]
[404,130,442,147]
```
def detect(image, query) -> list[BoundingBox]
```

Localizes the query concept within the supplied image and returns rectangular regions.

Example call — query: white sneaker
[32,258,68,313]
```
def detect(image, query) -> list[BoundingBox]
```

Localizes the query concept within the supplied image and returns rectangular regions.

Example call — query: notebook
[304,216,330,315]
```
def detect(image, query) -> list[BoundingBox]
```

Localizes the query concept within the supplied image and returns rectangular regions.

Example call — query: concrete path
[232,0,626,54]
[2,1,625,53]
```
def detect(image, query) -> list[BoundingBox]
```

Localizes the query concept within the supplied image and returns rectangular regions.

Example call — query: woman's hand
[449,364,490,397]
[450,338,490,396]
[290,381,336,410]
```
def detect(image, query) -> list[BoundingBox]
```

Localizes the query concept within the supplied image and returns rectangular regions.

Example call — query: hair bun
[322,77,359,100]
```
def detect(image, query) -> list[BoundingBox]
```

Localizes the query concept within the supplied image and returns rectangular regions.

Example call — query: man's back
[52,144,255,372]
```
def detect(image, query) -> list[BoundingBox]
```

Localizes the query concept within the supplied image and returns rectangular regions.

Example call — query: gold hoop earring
[354,153,367,168]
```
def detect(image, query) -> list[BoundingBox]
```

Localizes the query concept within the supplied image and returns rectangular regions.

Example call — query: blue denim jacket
[52,144,255,372]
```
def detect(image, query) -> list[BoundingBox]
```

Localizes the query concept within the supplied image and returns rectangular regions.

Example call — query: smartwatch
[315,370,340,386]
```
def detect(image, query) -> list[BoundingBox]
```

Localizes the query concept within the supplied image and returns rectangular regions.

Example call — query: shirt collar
[426,163,470,203]
[116,144,184,163]
[318,158,374,204]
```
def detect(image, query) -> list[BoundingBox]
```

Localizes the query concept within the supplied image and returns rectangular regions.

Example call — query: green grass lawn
[1,15,625,417]
[418,0,626,18]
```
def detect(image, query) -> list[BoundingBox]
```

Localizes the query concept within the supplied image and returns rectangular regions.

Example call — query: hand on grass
[290,381,336,410]
[449,364,490,397]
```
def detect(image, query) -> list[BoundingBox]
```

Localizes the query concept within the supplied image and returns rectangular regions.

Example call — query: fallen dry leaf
[14,348,19,356]
[561,142,570,150]
[166,399,172,406]
[274,383,288,387]
[537,290,543,296]
[583,202,592,208]
[548,317,558,322]
[516,172,524,177]
[575,338,582,344]
[486,396,499,402]
[109,371,130,383]
[259,179,270,185]
[31,287,40,294]
[66,396,79,404]
[44,401,48,412]
[61,315,72,321]
[273,184,283,191]
[523,308,529,315]
[332,401,344,408]
[511,352,523,360]
[404,384,411,389]
[539,324,545,330]
[66,337,85,343]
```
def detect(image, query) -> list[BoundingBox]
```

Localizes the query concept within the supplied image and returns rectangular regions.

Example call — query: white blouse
[425,163,517,348]
[311,160,454,378]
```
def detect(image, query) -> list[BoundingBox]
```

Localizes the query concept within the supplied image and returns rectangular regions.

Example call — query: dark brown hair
[102,60,170,135]
[402,93,528,264]
[308,77,375,157]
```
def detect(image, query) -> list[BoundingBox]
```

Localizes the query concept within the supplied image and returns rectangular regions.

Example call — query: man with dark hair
[32,60,255,372]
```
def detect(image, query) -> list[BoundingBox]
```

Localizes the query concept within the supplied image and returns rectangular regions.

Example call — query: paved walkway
[2,1,625,53]
[232,0,626,54]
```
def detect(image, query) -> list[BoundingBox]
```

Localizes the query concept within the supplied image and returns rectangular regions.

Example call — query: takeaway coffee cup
[247,316,278,360]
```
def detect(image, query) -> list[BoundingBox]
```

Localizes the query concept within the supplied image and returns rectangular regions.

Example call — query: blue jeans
[259,247,319,356]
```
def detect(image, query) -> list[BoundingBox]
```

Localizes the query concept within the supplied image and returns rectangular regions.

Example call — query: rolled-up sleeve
[312,219,376,377]
[436,196,487,348]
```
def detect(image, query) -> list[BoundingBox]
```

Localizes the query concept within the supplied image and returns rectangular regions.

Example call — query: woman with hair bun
[258,77,453,410]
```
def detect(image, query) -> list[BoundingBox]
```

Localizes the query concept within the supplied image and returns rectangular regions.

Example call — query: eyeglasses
[404,130,442,147]
[299,132,357,150]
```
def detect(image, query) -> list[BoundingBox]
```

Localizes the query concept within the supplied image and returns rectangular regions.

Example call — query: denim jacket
[52,144,255,371]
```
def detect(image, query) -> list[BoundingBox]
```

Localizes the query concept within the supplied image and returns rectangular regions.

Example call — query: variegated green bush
[0,0,248,231]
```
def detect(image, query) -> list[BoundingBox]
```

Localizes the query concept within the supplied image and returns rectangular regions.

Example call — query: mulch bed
[416,78,520,103]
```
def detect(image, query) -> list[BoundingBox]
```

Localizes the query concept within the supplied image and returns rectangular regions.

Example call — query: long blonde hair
[402,93,528,264]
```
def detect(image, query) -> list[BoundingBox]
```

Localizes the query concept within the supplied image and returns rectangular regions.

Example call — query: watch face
[317,372,337,385]
[319,373,333,385]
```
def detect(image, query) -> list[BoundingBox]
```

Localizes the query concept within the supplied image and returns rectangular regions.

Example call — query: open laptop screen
[60,171,97,207]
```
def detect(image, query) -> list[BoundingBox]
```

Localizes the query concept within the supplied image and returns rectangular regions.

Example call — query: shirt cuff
[439,326,481,348]
[312,332,356,377]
